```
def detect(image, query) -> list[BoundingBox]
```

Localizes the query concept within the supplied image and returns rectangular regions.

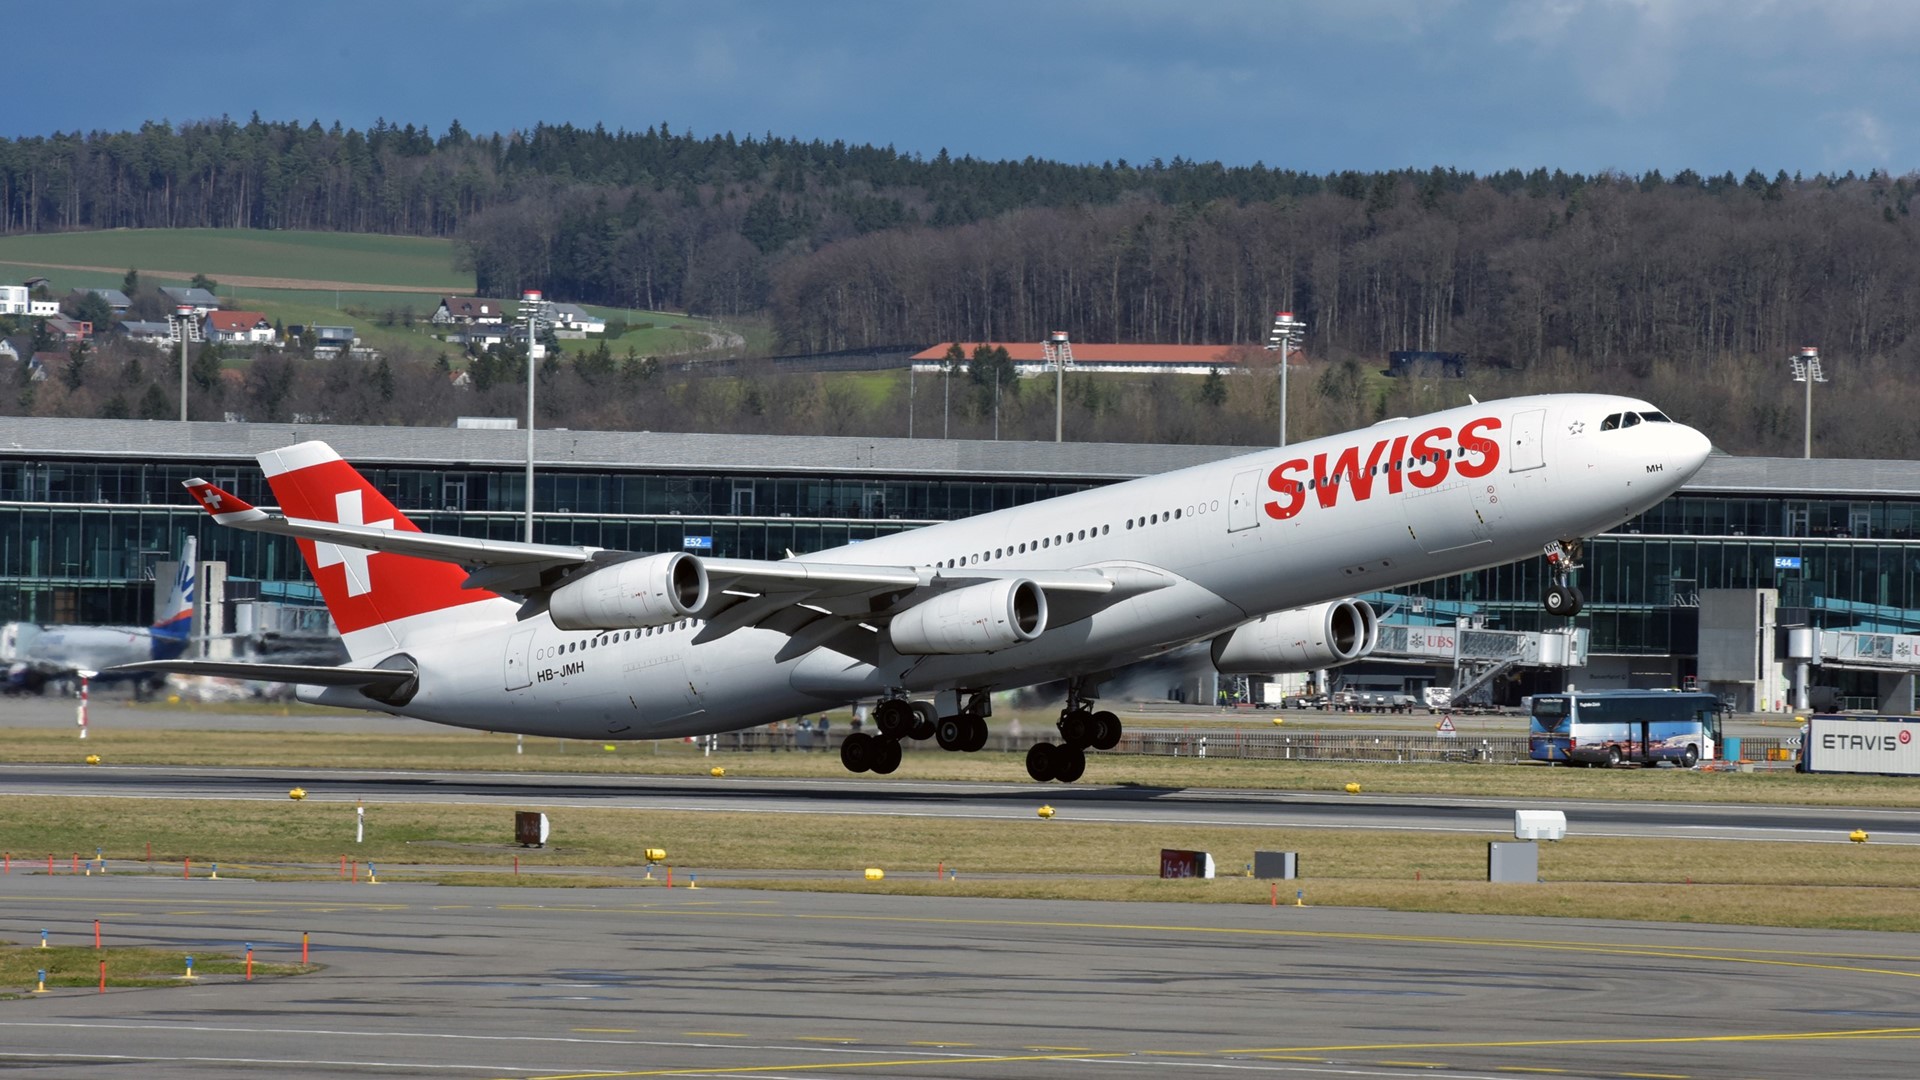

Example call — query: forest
[3,117,1919,455]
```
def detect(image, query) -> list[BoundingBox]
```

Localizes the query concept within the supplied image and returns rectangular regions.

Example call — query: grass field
[0,229,469,291]
[0,943,308,995]
[5,794,1915,932]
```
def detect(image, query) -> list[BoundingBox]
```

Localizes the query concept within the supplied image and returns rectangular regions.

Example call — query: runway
[3,874,1918,1079]
[7,762,1918,844]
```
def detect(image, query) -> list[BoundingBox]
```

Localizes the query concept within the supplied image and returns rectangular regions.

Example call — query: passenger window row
[539,619,701,658]
[936,524,1114,568]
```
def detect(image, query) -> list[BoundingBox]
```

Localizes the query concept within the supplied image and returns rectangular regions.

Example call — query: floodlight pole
[169,304,196,423]
[522,290,546,542]
[1266,311,1305,447]
[1044,331,1073,443]
[1788,345,1827,460]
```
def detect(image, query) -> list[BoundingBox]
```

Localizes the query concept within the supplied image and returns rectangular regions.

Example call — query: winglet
[183,478,269,525]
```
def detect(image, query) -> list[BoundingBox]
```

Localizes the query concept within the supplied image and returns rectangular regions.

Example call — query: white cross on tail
[313,490,394,597]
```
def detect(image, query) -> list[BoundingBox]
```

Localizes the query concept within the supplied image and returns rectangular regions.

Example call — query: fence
[701,727,1791,766]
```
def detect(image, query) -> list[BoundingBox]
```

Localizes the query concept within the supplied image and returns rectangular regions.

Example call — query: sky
[16,0,1919,177]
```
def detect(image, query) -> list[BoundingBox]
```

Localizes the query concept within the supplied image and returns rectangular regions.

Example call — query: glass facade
[4,450,1918,661]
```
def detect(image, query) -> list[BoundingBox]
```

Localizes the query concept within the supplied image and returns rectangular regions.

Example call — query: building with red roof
[203,310,275,346]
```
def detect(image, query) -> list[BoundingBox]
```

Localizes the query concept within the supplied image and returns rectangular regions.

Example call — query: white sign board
[1804,716,1920,775]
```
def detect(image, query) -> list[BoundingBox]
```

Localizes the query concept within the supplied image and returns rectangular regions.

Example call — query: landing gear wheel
[1090,711,1121,751]
[962,715,989,752]
[870,737,903,775]
[909,700,938,741]
[1059,709,1095,749]
[1052,745,1086,783]
[935,716,967,751]
[1543,585,1583,617]
[840,731,875,773]
[1026,742,1058,782]
[875,699,914,738]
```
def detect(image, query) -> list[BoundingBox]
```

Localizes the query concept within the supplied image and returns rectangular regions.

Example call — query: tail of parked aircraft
[187,441,506,660]
[147,536,197,661]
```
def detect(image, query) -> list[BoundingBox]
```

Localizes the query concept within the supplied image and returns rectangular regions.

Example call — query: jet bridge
[1785,626,1920,714]
[1371,621,1587,707]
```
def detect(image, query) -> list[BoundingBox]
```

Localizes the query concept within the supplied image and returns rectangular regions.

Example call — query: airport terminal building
[2,416,1916,709]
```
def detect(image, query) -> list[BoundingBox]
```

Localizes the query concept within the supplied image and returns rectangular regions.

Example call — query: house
[0,285,59,317]
[203,310,275,345]
[0,338,19,362]
[72,288,132,314]
[457,323,511,349]
[432,296,507,325]
[312,325,358,347]
[548,303,606,338]
[43,315,92,343]
[117,320,176,344]
[158,286,220,315]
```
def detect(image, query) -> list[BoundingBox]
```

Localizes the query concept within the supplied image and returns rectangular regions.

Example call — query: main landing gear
[1025,680,1122,784]
[1542,538,1586,617]
[839,692,987,776]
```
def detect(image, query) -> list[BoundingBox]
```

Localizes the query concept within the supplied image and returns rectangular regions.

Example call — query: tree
[62,342,90,392]
[123,268,139,295]
[1198,366,1227,408]
[69,291,114,332]
[190,273,219,293]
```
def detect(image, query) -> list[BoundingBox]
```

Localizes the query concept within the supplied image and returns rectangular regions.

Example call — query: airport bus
[1528,689,1723,767]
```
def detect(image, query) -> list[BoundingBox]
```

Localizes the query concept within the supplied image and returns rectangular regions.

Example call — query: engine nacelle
[890,579,1047,655]
[1210,599,1377,674]
[548,552,709,631]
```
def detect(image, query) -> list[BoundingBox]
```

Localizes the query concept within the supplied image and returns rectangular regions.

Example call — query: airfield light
[1787,346,1827,459]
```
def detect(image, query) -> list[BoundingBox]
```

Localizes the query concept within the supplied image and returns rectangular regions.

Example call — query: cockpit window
[1640,411,1671,423]
[1621,412,1642,428]
[1601,413,1621,431]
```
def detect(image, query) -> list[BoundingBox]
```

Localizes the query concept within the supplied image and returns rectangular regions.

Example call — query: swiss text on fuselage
[1263,416,1504,521]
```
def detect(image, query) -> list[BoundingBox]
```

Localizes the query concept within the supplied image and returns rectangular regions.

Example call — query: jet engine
[1210,599,1378,674]
[890,579,1048,655]
[548,552,709,631]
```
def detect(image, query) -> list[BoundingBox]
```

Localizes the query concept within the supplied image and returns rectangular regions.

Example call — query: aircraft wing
[184,478,1168,638]
[108,659,416,693]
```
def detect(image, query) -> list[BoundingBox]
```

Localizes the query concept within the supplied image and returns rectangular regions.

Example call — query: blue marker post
[34,968,46,993]
[182,955,196,980]
[39,928,48,949]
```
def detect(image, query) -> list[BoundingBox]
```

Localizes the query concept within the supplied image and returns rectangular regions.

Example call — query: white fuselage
[309,393,1710,739]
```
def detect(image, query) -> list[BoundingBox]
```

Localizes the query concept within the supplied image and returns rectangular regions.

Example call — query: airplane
[5,538,197,694]
[115,393,1711,783]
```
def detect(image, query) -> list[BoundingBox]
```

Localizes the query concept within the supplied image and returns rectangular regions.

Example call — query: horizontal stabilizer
[107,659,416,693]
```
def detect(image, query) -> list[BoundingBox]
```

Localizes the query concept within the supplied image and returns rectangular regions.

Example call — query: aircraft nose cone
[1672,423,1712,479]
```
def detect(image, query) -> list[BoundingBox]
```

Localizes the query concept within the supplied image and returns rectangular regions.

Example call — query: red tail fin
[257,441,497,654]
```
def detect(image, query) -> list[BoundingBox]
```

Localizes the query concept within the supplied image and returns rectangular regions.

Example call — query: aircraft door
[1509,409,1547,472]
[1227,469,1261,532]
[504,627,535,691]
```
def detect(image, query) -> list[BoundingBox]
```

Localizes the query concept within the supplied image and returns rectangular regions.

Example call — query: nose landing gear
[1542,538,1586,617]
